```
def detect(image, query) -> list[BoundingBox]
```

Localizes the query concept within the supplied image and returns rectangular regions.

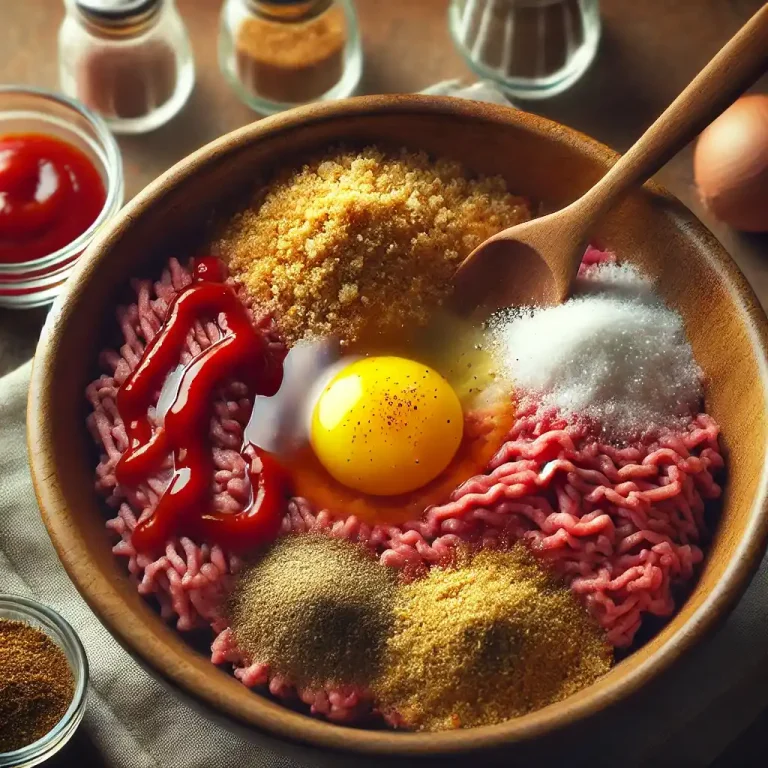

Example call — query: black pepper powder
[227,534,397,688]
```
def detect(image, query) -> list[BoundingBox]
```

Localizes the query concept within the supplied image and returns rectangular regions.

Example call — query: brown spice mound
[235,4,346,103]
[0,618,75,752]
[372,545,612,731]
[212,146,530,345]
[228,534,397,688]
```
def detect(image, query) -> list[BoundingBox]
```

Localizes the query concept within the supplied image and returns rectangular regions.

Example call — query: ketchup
[192,256,227,283]
[0,134,106,264]
[116,258,288,555]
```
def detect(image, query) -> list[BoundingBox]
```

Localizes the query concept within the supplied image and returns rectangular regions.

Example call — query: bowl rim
[27,93,768,757]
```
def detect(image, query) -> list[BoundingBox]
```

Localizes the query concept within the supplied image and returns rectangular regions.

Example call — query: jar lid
[75,0,160,23]
[248,0,330,20]
[251,0,319,4]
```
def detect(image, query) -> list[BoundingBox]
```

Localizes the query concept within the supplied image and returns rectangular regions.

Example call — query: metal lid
[75,0,160,24]
[247,0,330,20]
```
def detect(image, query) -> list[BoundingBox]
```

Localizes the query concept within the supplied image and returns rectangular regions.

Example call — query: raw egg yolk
[310,356,464,496]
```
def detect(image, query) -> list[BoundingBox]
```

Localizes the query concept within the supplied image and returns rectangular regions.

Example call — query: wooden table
[2,0,767,765]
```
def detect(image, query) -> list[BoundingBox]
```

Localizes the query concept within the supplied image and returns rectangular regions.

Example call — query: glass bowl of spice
[0,86,124,309]
[0,595,88,768]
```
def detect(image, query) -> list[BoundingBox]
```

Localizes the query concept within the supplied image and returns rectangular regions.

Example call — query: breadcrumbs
[212,146,530,344]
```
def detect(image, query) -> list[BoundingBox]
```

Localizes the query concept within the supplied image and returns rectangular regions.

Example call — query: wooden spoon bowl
[27,95,768,761]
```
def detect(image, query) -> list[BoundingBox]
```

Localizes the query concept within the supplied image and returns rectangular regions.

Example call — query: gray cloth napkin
[2,82,767,768]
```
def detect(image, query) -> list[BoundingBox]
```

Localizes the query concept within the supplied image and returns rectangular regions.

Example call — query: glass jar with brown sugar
[219,0,362,114]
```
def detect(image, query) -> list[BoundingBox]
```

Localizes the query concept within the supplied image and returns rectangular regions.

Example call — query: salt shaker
[219,0,362,114]
[449,0,601,100]
[58,0,195,134]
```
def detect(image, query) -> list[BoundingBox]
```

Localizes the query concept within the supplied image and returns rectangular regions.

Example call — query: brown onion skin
[694,95,768,233]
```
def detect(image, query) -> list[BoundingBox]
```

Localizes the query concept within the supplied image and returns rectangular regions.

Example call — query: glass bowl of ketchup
[0,86,123,308]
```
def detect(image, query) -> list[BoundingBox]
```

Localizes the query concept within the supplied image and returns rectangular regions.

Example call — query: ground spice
[228,534,397,687]
[0,619,75,753]
[212,146,530,345]
[372,544,612,731]
[75,40,179,120]
[63,1,182,123]
[234,1,347,104]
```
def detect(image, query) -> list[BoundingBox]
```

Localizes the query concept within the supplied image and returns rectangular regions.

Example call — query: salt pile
[490,263,703,439]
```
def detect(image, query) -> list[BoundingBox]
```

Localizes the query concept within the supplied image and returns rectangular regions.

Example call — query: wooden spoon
[454,3,768,310]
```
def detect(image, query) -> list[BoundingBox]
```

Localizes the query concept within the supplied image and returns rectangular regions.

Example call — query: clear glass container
[0,86,124,309]
[58,0,195,134]
[449,0,601,100]
[219,0,362,115]
[0,595,88,768]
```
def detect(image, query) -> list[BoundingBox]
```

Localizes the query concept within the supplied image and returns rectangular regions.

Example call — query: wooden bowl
[27,95,768,759]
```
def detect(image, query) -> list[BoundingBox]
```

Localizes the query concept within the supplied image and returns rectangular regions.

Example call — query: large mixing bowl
[27,95,768,760]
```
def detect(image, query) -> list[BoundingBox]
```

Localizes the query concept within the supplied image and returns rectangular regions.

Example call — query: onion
[693,94,768,232]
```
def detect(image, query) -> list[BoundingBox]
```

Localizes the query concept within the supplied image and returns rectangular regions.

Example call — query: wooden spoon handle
[580,3,768,216]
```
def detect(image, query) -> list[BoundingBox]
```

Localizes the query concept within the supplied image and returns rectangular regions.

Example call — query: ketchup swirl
[115,259,287,555]
[0,134,106,264]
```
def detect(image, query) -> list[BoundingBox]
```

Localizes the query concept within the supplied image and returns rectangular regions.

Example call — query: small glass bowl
[0,595,88,768]
[0,86,124,309]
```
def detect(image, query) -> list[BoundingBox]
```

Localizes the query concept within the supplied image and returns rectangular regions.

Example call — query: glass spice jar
[219,0,362,114]
[449,0,601,100]
[58,0,195,134]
